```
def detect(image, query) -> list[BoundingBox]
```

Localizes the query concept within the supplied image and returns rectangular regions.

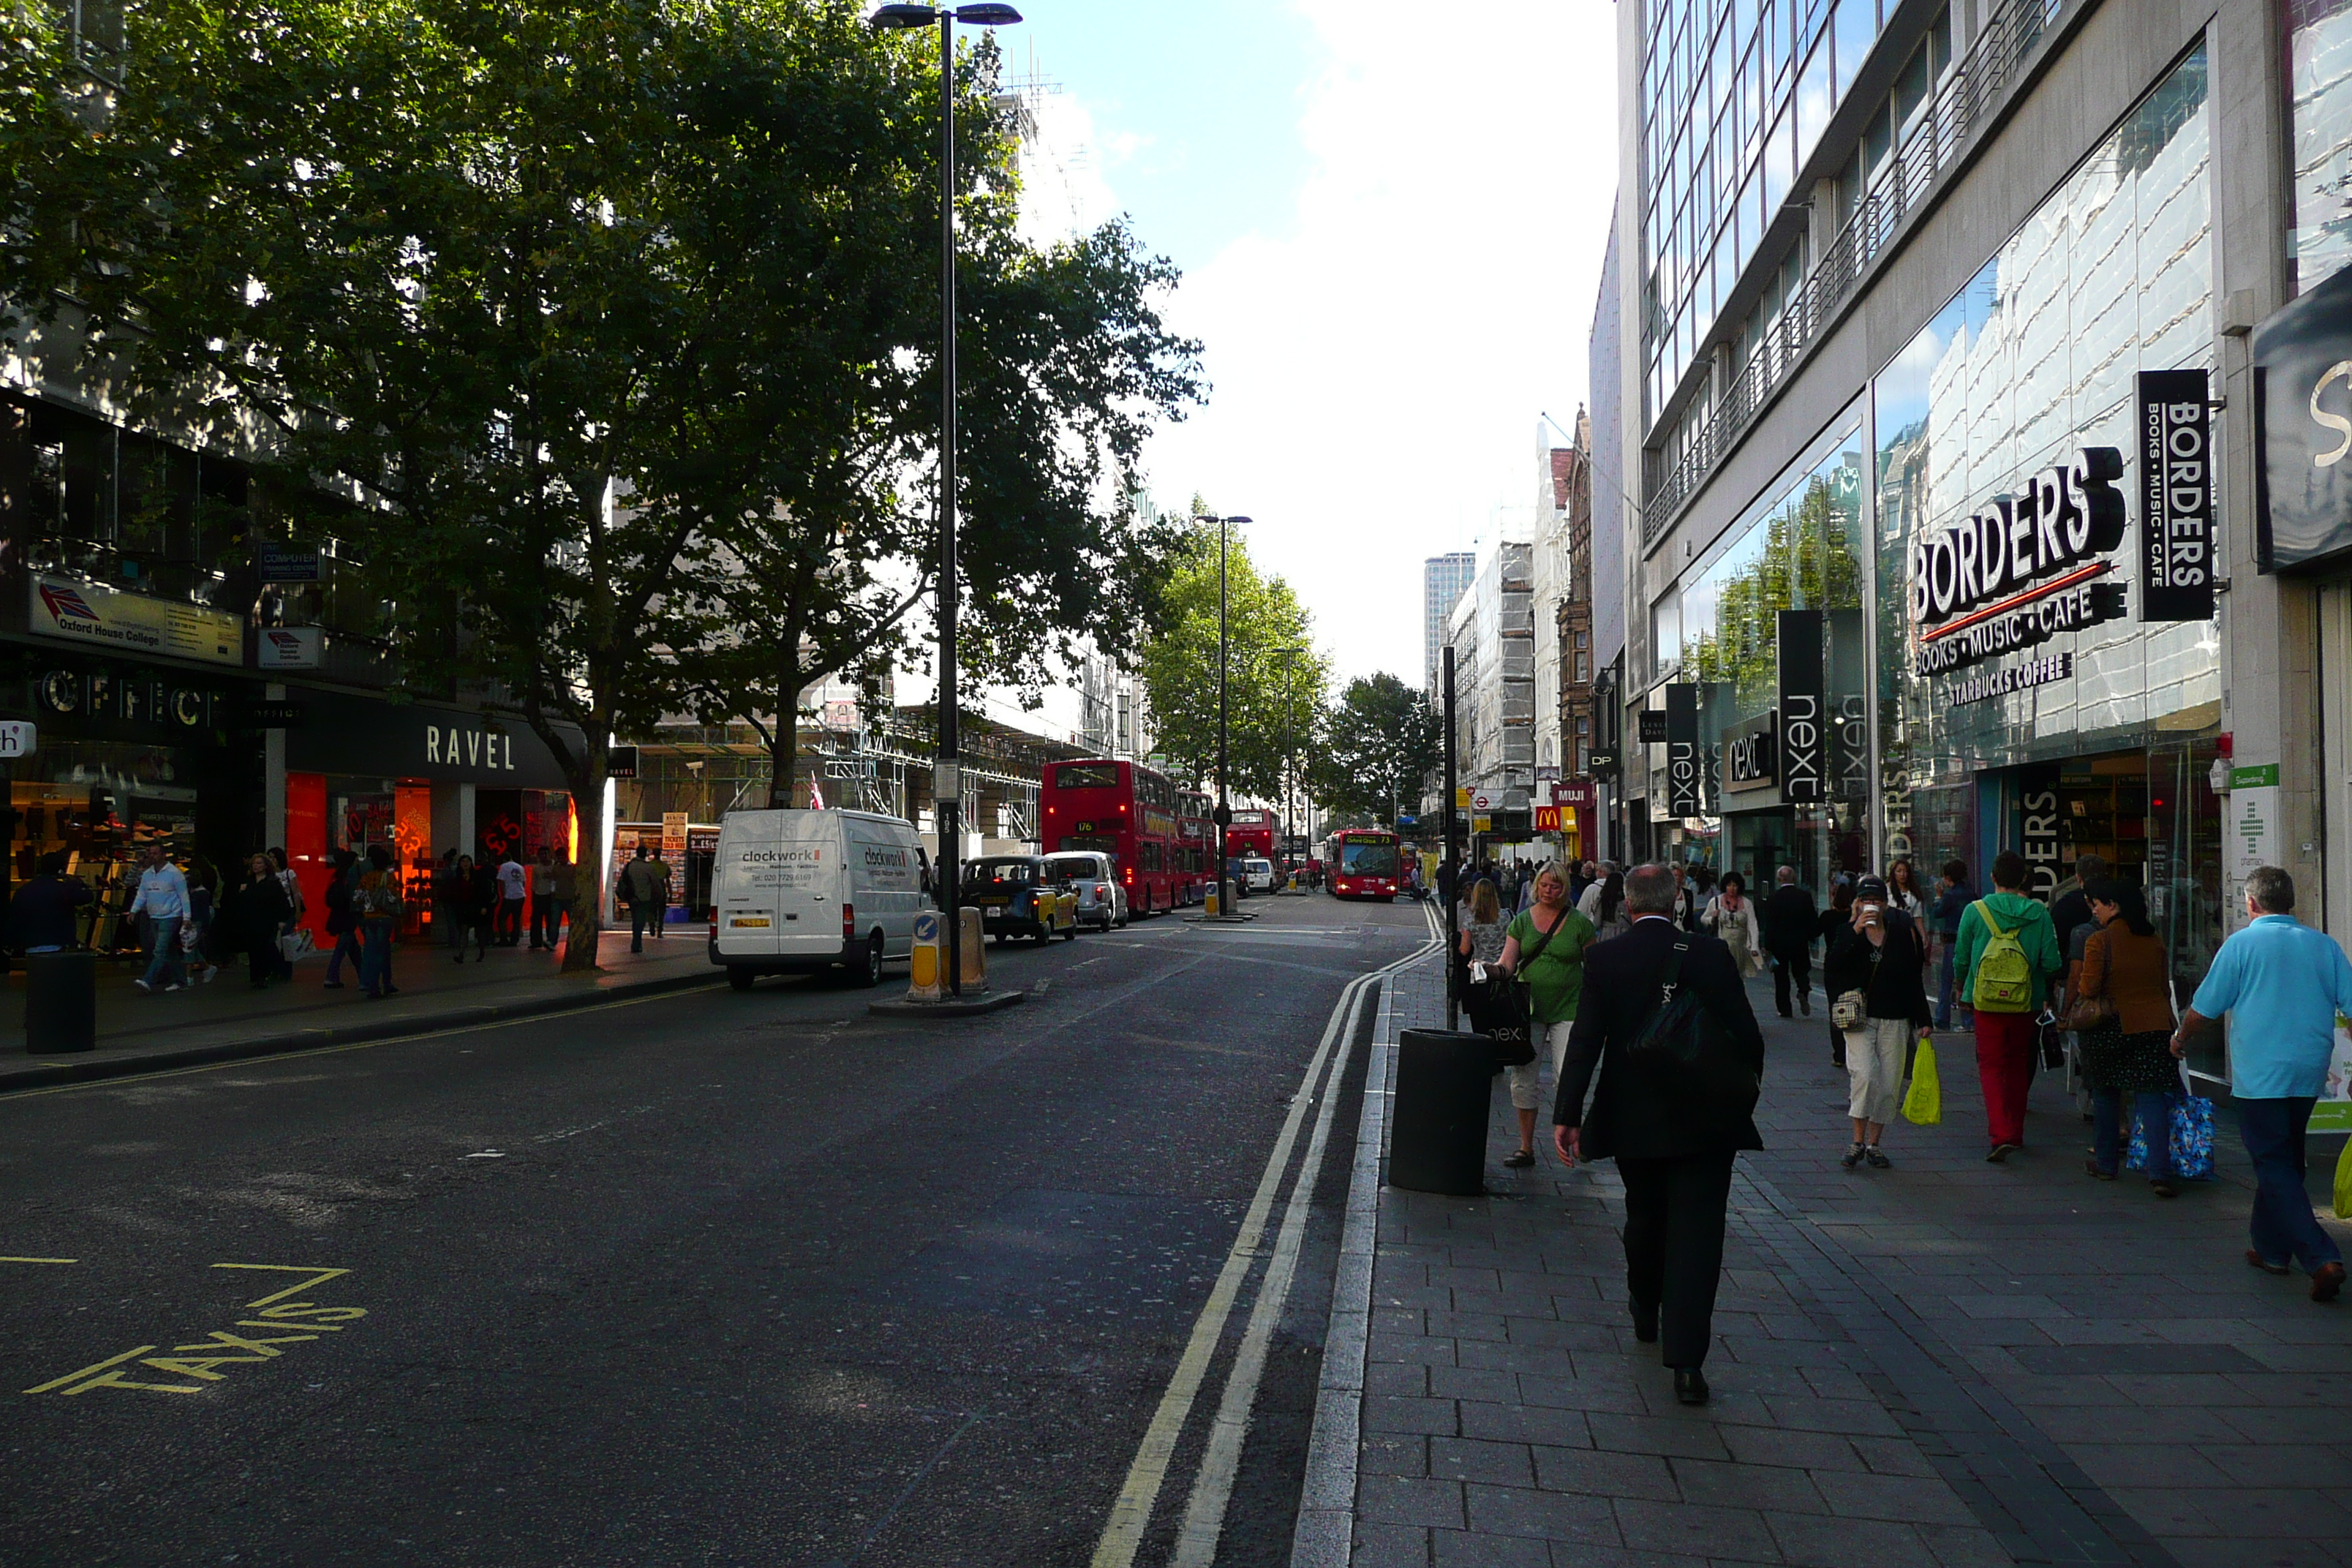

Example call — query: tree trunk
[559,729,608,974]
[766,618,805,808]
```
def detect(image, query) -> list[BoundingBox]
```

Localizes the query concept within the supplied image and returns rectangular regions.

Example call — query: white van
[707,809,927,989]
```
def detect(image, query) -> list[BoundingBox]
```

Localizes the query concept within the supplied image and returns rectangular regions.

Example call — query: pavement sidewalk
[2,927,719,1091]
[1304,950,2352,1568]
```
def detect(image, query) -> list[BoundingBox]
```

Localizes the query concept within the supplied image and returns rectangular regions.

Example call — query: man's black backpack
[1626,938,1760,1126]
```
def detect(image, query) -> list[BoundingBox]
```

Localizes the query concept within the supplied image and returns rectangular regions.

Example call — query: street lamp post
[1196,513,1251,915]
[869,2,1021,995]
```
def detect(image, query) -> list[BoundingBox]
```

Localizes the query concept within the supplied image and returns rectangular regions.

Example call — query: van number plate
[728,916,772,928]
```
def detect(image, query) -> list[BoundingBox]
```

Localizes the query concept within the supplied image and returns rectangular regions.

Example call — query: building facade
[1594,0,2352,1093]
[1422,552,1477,699]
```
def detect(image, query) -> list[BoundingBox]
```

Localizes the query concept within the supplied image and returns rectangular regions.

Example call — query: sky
[1000,0,1625,690]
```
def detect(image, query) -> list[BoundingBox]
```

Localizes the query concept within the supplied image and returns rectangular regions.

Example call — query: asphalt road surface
[0,891,1436,1567]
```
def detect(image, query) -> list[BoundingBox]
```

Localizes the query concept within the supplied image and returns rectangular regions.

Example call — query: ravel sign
[2137,368,2215,620]
[1910,448,2129,674]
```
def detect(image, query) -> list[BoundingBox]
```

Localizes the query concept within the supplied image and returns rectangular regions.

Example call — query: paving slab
[1316,943,2352,1568]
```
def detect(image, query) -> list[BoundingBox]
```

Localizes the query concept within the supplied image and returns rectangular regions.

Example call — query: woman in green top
[1496,860,1598,1168]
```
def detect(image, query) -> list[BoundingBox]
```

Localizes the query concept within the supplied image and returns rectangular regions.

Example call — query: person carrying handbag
[1496,861,1597,1169]
[1824,874,1931,1169]
[1700,872,1764,977]
[2074,881,2180,1194]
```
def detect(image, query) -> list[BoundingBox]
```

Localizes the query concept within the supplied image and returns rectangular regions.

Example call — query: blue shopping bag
[2126,1067,2215,1180]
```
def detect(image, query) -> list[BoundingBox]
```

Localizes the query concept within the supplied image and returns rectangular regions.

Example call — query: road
[0,890,1436,1567]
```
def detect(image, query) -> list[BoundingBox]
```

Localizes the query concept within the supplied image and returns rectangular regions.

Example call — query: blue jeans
[325,929,361,983]
[140,915,184,990]
[2091,1086,2172,1178]
[358,919,393,996]
[2238,1096,2342,1274]
[1934,936,1971,1029]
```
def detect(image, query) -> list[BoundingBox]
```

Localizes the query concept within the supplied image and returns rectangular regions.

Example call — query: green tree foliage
[1137,525,1324,799]
[655,47,1202,795]
[3,0,1198,960]
[1306,674,1439,826]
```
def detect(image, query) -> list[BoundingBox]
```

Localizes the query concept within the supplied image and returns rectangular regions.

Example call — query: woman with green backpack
[1953,851,2063,1161]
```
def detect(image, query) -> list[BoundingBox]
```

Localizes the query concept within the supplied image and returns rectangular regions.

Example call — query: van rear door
[715,811,844,960]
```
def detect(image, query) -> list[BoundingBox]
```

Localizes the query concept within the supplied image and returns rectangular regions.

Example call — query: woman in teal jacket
[1950,850,2063,1161]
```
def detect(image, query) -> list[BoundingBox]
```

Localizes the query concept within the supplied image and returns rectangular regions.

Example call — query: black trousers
[1769,945,1810,1016]
[1617,1150,1737,1370]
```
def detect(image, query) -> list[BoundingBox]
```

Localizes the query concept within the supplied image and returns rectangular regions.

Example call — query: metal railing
[1642,0,2070,544]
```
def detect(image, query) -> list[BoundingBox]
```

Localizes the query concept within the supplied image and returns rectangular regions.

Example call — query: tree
[1306,674,1440,826]
[650,39,1202,796]
[1135,524,1325,800]
[4,0,1194,965]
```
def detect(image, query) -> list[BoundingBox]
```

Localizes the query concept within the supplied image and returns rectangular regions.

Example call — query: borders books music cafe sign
[1910,369,2213,690]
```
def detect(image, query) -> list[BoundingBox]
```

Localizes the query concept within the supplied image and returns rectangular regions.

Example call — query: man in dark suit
[1761,864,1819,1018]
[1553,863,1766,1406]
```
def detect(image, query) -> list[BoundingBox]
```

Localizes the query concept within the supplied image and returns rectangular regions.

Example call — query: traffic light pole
[1443,646,1459,1031]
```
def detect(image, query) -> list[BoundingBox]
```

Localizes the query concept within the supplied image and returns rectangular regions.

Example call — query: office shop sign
[1910,449,2130,676]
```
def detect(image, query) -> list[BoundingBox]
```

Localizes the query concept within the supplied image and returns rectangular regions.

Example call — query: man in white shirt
[495,853,528,946]
[128,843,190,993]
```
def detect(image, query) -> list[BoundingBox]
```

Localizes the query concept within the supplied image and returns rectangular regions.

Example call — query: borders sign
[2138,369,2214,620]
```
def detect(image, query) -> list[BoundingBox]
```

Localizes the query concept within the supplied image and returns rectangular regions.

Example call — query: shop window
[2285,0,2352,291]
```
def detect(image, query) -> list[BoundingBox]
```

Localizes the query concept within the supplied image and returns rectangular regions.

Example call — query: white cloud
[1140,0,1621,687]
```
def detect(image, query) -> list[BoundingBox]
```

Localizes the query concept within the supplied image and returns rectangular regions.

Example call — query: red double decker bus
[1041,758,1183,915]
[1224,807,1275,862]
[1177,790,1212,904]
[1325,828,1401,900]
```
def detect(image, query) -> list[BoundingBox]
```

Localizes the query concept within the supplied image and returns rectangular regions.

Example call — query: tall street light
[869,2,1021,995]
[1196,512,1251,915]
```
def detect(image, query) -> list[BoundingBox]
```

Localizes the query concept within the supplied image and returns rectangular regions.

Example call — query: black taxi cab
[962,855,1079,944]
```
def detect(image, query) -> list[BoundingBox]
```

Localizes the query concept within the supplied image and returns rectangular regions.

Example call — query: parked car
[707,808,927,989]
[965,856,1079,944]
[1243,857,1277,894]
[1043,851,1126,930]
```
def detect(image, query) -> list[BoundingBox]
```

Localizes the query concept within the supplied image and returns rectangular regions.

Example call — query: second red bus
[1324,829,1401,900]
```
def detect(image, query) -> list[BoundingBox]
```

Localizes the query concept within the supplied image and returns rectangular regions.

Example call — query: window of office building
[1640,0,1892,428]
[1873,42,2224,1073]
[2287,0,2352,290]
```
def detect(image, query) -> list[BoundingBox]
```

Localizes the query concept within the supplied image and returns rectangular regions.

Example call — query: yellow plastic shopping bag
[2334,1135,2352,1221]
[1902,1031,1942,1126]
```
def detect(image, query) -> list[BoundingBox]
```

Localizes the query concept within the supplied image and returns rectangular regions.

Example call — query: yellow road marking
[0,982,727,1101]
[23,1346,157,1395]
[0,1256,77,1264]
[211,1264,351,1308]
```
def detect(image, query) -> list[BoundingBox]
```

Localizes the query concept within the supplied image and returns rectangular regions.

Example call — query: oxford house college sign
[1910,448,2129,676]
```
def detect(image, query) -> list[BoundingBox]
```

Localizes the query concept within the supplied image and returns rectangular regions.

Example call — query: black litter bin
[25,949,97,1054]
[1389,1028,1493,1195]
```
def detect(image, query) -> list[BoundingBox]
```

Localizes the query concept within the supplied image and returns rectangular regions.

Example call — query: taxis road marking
[0,983,726,1101]
[23,1264,365,1398]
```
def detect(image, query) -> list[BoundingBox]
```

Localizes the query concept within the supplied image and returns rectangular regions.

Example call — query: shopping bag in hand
[1901,1033,1942,1125]
[2135,1065,2216,1180]
[2335,1135,2352,1221]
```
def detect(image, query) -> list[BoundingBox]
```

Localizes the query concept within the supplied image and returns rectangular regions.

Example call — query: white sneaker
[132,979,154,994]
[163,982,188,992]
